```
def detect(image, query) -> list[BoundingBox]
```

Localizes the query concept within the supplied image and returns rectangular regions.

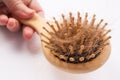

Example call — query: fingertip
[0,14,8,26]
[6,18,20,32]
[28,0,45,17]
[37,10,45,17]
[23,26,34,40]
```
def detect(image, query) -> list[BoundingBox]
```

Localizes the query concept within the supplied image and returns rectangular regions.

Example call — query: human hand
[0,0,44,39]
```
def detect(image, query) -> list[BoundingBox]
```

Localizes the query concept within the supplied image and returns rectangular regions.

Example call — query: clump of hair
[41,12,111,64]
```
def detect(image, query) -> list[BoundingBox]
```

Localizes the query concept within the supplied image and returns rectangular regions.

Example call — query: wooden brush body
[18,12,111,73]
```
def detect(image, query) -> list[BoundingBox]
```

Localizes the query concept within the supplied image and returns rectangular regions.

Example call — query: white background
[0,0,120,80]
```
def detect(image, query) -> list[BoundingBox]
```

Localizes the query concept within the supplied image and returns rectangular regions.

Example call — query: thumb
[2,0,34,19]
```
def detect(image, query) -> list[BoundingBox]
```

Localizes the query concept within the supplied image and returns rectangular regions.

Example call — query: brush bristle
[41,12,111,64]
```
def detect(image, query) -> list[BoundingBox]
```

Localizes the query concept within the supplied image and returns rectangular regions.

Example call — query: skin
[0,0,44,39]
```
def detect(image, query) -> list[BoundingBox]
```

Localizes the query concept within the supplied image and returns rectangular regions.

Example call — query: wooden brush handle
[18,13,49,34]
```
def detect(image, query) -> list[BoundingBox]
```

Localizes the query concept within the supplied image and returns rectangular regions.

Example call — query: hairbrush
[18,12,111,73]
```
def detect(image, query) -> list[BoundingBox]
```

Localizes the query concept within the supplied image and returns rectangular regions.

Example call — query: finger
[0,14,8,26]
[6,18,20,32]
[28,0,44,17]
[22,26,34,39]
[2,0,35,19]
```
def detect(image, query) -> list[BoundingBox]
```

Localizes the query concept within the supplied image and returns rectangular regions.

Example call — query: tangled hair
[41,12,111,64]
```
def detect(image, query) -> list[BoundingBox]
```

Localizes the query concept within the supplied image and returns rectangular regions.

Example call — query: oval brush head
[41,12,111,73]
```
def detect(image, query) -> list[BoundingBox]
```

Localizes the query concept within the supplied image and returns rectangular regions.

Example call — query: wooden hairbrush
[18,12,111,73]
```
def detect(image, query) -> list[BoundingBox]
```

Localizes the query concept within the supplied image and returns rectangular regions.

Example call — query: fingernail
[0,15,8,25]
[8,20,15,27]
[23,27,34,39]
